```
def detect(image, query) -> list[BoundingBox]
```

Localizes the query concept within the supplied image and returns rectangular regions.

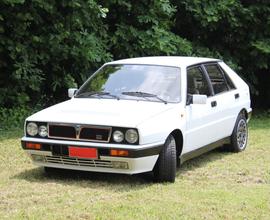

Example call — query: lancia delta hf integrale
[21,57,252,182]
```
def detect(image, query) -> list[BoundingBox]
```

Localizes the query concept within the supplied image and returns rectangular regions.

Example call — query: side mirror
[68,88,78,98]
[192,94,207,104]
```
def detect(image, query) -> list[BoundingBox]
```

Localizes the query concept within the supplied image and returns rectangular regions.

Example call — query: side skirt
[180,137,230,164]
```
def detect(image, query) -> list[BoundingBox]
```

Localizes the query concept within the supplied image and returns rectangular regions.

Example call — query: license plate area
[68,146,97,159]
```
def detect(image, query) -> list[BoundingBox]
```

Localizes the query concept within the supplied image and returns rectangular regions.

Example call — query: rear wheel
[227,113,248,152]
[153,134,176,182]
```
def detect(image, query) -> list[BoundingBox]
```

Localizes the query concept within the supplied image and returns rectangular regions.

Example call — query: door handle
[211,101,217,107]
[235,93,240,99]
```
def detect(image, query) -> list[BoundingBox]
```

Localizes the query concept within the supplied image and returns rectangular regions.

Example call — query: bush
[0,107,33,129]
[0,0,269,109]
[0,0,111,108]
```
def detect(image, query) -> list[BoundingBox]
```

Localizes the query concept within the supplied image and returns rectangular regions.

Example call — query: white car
[21,56,252,182]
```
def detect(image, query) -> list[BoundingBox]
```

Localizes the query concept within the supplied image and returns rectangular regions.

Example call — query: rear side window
[187,66,211,96]
[204,64,228,94]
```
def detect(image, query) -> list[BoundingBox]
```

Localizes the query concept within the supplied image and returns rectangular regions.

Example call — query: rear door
[203,63,239,139]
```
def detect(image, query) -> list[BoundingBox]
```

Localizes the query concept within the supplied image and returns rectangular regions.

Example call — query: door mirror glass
[192,94,207,104]
[68,88,78,98]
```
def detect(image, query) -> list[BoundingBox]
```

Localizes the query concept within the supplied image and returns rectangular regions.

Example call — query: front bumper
[21,137,163,174]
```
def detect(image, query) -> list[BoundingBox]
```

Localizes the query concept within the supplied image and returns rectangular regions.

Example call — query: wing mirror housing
[192,94,207,104]
[187,94,207,105]
[68,88,78,98]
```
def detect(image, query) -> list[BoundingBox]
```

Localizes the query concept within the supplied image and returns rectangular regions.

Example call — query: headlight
[113,130,124,143]
[38,125,48,137]
[125,129,138,144]
[26,122,38,136]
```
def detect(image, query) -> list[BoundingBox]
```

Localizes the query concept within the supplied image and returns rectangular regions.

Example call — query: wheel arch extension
[170,129,183,165]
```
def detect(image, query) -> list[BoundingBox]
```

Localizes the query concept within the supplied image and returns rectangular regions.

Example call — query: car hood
[27,98,177,127]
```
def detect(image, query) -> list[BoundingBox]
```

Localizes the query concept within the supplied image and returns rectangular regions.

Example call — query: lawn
[0,116,269,219]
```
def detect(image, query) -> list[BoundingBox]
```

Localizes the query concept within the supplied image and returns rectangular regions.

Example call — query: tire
[227,113,248,152]
[153,134,177,182]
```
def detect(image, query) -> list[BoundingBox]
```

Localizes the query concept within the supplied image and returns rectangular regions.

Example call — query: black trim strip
[21,141,162,158]
[110,145,162,158]
[180,137,230,164]
[187,60,222,69]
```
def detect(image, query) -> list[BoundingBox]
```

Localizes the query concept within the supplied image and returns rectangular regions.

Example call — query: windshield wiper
[121,91,167,104]
[76,91,120,100]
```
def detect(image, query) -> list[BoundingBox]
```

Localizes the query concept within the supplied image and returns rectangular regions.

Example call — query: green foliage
[0,107,32,129]
[0,0,269,110]
[0,0,111,107]
[102,0,192,58]
[172,0,270,107]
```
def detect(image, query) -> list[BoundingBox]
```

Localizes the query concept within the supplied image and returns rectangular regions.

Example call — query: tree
[172,0,270,107]
[0,0,111,107]
[0,0,269,110]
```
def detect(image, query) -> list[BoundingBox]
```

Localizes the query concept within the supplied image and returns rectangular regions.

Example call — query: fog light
[112,161,129,169]
[31,154,44,162]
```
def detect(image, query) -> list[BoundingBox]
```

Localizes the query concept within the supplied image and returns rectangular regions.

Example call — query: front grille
[48,124,111,142]
[49,125,76,139]
[80,127,110,141]
[33,155,114,168]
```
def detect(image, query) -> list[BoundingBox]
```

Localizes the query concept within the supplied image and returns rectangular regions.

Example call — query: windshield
[76,64,181,103]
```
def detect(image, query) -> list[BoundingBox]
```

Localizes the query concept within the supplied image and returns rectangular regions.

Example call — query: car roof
[106,56,221,68]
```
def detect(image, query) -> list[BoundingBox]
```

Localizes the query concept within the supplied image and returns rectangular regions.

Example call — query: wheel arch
[170,129,183,166]
[227,108,249,152]
[240,108,248,119]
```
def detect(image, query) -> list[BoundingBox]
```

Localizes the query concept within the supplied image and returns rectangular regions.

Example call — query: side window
[204,64,228,94]
[220,66,236,90]
[187,66,211,96]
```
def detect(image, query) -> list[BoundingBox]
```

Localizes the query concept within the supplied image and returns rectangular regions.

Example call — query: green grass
[0,117,270,219]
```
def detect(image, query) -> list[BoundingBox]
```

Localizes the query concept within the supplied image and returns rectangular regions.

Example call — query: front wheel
[228,113,248,152]
[153,134,176,182]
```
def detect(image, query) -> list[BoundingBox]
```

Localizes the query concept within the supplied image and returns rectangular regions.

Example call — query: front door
[184,65,216,154]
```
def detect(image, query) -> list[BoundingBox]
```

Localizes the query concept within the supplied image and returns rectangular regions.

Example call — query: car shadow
[13,148,231,188]
[12,166,155,191]
[176,148,232,176]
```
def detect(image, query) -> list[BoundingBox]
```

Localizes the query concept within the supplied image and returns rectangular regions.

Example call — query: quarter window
[187,66,211,96]
[205,64,228,94]
[221,67,236,90]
